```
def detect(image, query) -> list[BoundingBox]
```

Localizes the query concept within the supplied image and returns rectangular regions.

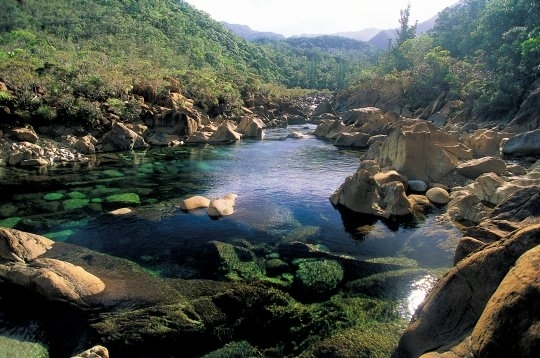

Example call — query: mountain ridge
[223,14,438,49]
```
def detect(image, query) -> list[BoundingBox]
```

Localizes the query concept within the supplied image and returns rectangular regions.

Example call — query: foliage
[428,0,540,119]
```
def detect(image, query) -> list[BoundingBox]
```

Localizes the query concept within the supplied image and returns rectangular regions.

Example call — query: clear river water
[0,124,462,356]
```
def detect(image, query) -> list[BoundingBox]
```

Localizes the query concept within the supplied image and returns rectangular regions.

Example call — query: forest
[0,0,539,126]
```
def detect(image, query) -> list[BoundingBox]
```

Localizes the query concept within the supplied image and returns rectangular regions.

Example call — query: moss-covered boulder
[293,259,344,301]
[62,198,90,211]
[43,192,65,201]
[103,193,141,209]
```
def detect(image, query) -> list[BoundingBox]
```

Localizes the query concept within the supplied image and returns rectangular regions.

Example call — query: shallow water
[0,124,462,354]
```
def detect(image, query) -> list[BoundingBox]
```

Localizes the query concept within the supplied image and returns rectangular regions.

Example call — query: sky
[183,0,458,37]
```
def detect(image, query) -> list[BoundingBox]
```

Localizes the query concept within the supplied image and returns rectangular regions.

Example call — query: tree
[395,3,418,48]
[391,3,418,71]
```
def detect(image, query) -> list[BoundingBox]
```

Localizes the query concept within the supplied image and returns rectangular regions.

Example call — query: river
[0,124,462,356]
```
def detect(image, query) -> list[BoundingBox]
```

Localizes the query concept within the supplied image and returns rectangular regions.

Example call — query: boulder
[0,228,106,306]
[460,129,507,157]
[456,156,507,179]
[208,193,237,217]
[378,119,472,182]
[426,187,450,205]
[72,345,109,358]
[1,258,106,305]
[236,115,265,138]
[392,224,540,358]
[408,180,428,192]
[179,195,211,211]
[330,168,412,218]
[99,122,150,152]
[208,123,242,143]
[0,227,54,262]
[380,181,413,217]
[501,129,540,157]
[313,119,347,140]
[10,127,39,143]
[469,244,540,357]
[329,169,383,216]
[333,132,370,147]
[374,170,408,188]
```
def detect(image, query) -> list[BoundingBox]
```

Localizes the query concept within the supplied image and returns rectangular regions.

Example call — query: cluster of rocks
[310,87,539,356]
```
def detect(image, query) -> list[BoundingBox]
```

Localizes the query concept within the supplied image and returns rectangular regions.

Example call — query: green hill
[0,0,379,124]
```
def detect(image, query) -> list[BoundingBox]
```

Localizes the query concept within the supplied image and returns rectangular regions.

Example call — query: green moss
[0,217,22,228]
[43,229,74,242]
[294,259,344,301]
[209,241,265,280]
[67,191,87,199]
[103,169,125,178]
[104,193,141,206]
[43,192,65,201]
[62,198,90,211]
[202,340,263,358]
[345,268,430,299]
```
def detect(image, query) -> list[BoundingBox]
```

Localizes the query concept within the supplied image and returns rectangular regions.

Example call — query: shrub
[0,90,12,105]
[34,104,57,124]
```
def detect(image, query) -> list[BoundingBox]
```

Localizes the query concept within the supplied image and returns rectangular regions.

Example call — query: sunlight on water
[399,275,438,320]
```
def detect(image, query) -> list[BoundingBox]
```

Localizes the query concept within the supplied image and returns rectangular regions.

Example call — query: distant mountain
[335,28,382,42]
[225,13,440,50]
[345,15,438,50]
[368,29,397,50]
[221,22,285,41]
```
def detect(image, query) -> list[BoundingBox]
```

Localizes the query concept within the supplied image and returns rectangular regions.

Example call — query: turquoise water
[0,125,462,355]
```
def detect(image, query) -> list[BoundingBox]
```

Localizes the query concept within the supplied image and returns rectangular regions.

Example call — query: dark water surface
[0,125,461,355]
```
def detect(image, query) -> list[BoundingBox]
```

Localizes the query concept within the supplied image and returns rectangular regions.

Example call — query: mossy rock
[43,192,65,201]
[293,259,344,301]
[345,268,431,299]
[102,169,125,178]
[0,202,18,217]
[0,217,22,228]
[206,241,265,281]
[202,340,262,358]
[43,229,74,242]
[89,185,121,198]
[104,193,141,208]
[62,198,90,211]
[67,191,87,199]
[300,322,402,358]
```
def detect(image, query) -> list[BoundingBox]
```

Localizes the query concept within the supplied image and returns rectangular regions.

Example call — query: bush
[34,104,57,124]
[0,90,12,105]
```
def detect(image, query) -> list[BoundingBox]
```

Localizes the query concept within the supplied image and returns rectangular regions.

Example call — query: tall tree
[395,3,417,47]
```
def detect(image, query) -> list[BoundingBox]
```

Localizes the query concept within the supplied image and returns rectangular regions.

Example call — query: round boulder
[426,187,450,205]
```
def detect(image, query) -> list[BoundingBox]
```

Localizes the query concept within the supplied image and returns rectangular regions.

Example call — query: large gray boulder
[99,122,150,152]
[329,168,413,218]
[501,129,540,157]
[456,156,507,179]
[392,224,540,358]
[378,119,472,182]
[236,115,265,138]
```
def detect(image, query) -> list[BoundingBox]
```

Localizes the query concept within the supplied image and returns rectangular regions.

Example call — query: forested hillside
[0,0,379,127]
[355,0,540,121]
[0,0,539,128]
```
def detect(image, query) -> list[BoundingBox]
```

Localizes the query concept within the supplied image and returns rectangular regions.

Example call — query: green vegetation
[368,0,540,120]
[0,0,537,128]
